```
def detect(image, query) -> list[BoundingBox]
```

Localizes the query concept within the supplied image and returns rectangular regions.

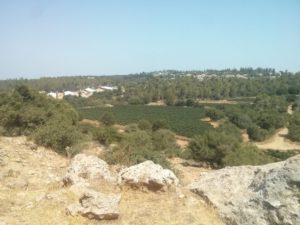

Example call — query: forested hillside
[1,68,300,105]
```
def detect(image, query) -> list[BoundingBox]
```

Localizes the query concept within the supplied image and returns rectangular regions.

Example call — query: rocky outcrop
[66,188,121,220]
[189,155,300,225]
[63,154,115,186]
[118,160,179,191]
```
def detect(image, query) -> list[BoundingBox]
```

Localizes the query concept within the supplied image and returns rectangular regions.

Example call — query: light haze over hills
[0,0,299,79]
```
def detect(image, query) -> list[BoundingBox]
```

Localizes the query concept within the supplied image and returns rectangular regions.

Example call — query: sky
[0,0,299,79]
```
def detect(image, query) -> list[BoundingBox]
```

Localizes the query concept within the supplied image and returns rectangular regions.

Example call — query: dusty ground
[79,119,101,127]
[0,136,223,225]
[254,128,300,151]
[241,130,250,143]
[175,135,190,149]
[198,99,238,104]
[287,104,293,115]
[201,117,220,128]
[147,100,166,106]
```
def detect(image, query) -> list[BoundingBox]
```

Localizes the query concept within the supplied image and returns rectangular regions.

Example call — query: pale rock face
[66,188,120,220]
[189,154,300,225]
[63,154,115,186]
[118,160,179,191]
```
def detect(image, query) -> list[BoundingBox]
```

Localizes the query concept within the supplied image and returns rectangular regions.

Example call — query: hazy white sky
[0,0,300,79]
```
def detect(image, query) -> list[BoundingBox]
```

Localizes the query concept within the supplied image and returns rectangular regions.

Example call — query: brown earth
[198,99,238,104]
[80,119,101,127]
[147,100,166,106]
[254,128,300,151]
[175,135,191,149]
[241,130,250,143]
[201,117,220,128]
[0,136,223,225]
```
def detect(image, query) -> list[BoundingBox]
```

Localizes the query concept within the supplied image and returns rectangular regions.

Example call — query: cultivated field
[78,105,211,137]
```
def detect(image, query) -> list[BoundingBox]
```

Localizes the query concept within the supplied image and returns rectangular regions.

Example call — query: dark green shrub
[137,119,152,131]
[205,108,225,121]
[247,125,268,141]
[96,126,120,146]
[227,111,253,129]
[152,119,169,131]
[33,118,82,155]
[256,112,285,130]
[152,129,180,157]
[103,130,172,168]
[125,123,139,133]
[223,145,273,166]
[188,130,240,165]
[100,112,115,126]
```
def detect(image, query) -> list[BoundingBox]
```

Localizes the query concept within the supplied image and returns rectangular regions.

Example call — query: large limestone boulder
[189,155,300,225]
[67,188,120,220]
[118,160,179,191]
[63,154,115,186]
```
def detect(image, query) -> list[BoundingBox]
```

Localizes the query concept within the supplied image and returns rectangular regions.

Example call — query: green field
[78,105,211,137]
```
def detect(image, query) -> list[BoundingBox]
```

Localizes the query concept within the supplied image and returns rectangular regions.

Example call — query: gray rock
[118,160,179,191]
[66,188,120,220]
[63,154,115,186]
[189,154,300,225]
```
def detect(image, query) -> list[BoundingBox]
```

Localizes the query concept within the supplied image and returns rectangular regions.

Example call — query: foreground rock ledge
[67,188,121,220]
[118,160,179,191]
[189,155,300,225]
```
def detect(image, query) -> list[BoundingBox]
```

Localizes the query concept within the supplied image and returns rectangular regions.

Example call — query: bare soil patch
[198,99,238,104]
[0,136,223,225]
[80,119,101,127]
[287,104,293,115]
[201,117,220,128]
[255,128,300,151]
[147,100,166,106]
[241,130,249,143]
[175,135,191,149]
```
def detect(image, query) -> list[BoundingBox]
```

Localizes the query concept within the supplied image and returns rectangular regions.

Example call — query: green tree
[100,112,115,126]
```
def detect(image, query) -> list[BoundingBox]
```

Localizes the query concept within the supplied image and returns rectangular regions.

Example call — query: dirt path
[255,128,300,151]
[198,99,238,104]
[201,117,220,128]
[175,135,191,148]
[241,130,250,143]
[287,104,293,115]
[80,119,101,127]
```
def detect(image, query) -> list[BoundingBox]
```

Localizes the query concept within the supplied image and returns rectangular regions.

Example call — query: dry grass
[0,136,224,225]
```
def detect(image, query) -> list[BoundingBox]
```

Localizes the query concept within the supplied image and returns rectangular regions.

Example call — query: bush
[96,126,120,146]
[152,119,169,131]
[125,123,140,133]
[152,129,180,157]
[188,130,240,165]
[205,108,225,121]
[223,145,273,166]
[256,112,285,130]
[227,111,253,129]
[0,86,84,154]
[137,119,152,131]
[103,129,173,168]
[287,125,300,142]
[100,112,115,126]
[247,125,268,141]
[33,118,82,155]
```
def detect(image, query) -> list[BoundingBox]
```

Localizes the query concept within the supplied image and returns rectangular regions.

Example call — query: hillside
[0,136,223,225]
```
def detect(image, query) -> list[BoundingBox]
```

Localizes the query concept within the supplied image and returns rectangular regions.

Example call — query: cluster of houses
[45,86,118,99]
